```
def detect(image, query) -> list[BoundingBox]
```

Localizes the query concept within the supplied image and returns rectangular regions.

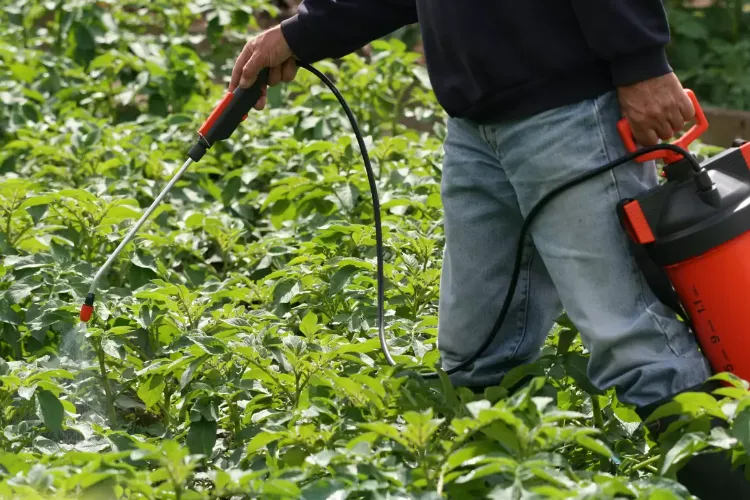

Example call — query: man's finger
[230,44,253,92]
[253,86,268,110]
[633,124,660,147]
[268,65,282,86]
[667,107,686,136]
[654,120,675,141]
[281,59,297,82]
[240,53,265,88]
[678,91,696,122]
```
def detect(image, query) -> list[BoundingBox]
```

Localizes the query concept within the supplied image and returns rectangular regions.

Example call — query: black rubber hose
[299,60,702,380]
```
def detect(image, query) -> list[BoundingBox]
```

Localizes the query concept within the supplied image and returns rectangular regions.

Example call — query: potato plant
[1,2,750,499]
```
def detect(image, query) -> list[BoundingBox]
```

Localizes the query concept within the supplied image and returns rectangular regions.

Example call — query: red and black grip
[188,67,270,162]
[616,89,708,165]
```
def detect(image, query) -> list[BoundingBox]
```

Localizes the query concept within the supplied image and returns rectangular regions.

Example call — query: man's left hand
[617,72,695,147]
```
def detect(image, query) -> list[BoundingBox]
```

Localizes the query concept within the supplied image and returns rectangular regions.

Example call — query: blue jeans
[437,90,711,408]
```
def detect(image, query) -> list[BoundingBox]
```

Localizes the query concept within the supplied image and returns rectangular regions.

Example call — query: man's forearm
[570,0,673,87]
[280,0,418,63]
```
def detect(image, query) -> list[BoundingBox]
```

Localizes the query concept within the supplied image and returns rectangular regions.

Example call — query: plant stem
[591,395,604,429]
[9,225,31,248]
[229,395,240,440]
[94,337,117,425]
[55,1,63,55]
[293,367,301,409]
[240,355,293,402]
[631,454,661,472]
[4,211,12,242]
[5,194,18,241]
[176,290,195,330]
[166,465,183,500]
[96,344,117,427]
[163,382,172,427]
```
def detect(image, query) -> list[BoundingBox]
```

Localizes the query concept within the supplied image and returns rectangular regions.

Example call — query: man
[229,1,749,496]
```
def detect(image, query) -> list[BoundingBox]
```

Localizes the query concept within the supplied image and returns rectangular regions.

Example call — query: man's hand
[617,72,695,147]
[229,25,298,110]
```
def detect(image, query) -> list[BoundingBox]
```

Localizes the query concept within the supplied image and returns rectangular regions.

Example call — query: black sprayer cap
[627,145,750,266]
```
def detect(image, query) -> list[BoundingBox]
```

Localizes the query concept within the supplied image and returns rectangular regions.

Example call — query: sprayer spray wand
[79,68,271,322]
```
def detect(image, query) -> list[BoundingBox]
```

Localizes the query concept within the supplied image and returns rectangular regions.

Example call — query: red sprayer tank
[618,115,750,382]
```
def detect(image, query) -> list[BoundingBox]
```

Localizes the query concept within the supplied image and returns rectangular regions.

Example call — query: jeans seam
[481,122,528,361]
[591,95,680,357]
[478,123,492,150]
[510,235,534,359]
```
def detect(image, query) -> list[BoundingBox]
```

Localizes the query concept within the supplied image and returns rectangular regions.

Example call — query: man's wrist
[610,46,673,88]
[280,14,307,62]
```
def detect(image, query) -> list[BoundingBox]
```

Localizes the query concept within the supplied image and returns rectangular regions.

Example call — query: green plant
[665,0,750,110]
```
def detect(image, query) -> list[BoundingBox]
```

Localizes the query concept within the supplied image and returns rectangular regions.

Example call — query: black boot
[636,380,750,500]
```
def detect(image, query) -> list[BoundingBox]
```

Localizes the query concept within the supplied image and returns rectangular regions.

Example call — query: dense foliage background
[1,1,750,499]
[664,0,750,110]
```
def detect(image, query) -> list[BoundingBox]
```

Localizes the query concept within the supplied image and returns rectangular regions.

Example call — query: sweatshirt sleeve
[280,0,419,64]
[570,0,673,87]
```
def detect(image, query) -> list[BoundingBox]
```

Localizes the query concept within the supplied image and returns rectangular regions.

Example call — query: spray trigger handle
[188,67,270,161]
[616,89,708,165]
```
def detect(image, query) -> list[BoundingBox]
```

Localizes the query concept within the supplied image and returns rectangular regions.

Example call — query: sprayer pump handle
[617,89,708,165]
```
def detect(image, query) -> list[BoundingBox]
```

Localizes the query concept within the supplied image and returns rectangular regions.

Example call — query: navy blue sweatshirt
[280,1,673,123]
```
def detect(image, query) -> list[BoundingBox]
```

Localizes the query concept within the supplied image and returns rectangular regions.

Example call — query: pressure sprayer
[77,61,750,384]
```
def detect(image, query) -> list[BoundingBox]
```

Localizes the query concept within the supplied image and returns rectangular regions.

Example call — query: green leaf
[299,311,319,336]
[18,385,36,400]
[186,418,217,457]
[263,479,301,497]
[305,449,338,468]
[132,250,158,272]
[648,391,726,422]
[247,431,283,454]
[7,279,42,304]
[72,21,96,65]
[358,422,410,448]
[272,279,302,305]
[660,432,710,476]
[179,355,207,391]
[36,389,64,433]
[575,435,613,458]
[329,265,360,294]
[137,374,166,409]
[444,440,501,472]
[563,352,602,395]
[454,458,517,484]
[556,328,577,355]
[27,369,75,383]
[26,204,48,224]
[412,65,432,89]
[732,406,750,452]
[0,299,21,325]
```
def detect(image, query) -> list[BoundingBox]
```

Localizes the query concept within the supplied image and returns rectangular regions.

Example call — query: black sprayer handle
[188,67,270,161]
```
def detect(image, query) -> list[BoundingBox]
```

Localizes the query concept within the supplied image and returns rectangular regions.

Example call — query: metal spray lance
[79,69,270,322]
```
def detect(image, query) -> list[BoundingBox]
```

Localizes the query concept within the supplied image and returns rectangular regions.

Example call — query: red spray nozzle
[80,293,95,322]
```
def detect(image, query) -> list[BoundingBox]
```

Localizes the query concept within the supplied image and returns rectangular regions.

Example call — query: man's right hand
[229,24,298,110]
[617,72,695,148]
